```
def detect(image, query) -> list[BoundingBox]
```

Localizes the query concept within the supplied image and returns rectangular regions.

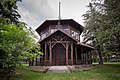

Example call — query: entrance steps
[47,66,71,73]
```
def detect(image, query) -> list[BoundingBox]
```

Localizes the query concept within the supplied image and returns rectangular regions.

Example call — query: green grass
[93,62,120,64]
[21,64,29,67]
[10,63,120,80]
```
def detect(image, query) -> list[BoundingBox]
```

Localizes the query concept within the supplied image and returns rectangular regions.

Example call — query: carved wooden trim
[51,43,56,48]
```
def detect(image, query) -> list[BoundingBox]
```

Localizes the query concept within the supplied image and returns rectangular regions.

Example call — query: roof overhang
[77,42,95,50]
[36,19,84,35]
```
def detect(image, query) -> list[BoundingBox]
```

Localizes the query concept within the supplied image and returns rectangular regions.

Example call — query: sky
[17,0,91,30]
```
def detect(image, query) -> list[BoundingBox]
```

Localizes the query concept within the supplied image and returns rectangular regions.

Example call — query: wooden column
[86,51,88,64]
[45,43,47,61]
[87,51,89,64]
[81,49,83,63]
[85,51,86,64]
[88,51,91,64]
[84,50,86,64]
[75,46,77,64]
[71,43,73,65]
[49,43,52,65]
[83,50,85,64]
[90,51,92,64]
[66,43,68,65]
[85,51,88,65]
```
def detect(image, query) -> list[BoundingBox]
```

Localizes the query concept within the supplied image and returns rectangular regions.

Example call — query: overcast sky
[17,0,91,30]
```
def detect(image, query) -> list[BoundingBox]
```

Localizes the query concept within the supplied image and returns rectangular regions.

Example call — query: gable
[39,30,77,44]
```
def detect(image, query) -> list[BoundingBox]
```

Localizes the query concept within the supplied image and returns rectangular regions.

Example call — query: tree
[0,19,43,80]
[21,45,43,66]
[0,0,43,79]
[0,0,22,25]
[82,1,104,64]
[0,20,29,68]
[82,0,120,63]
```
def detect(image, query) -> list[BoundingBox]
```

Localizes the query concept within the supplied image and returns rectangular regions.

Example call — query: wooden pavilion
[36,19,95,66]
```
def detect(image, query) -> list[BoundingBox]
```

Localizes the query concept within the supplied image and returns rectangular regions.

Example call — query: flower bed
[28,66,50,73]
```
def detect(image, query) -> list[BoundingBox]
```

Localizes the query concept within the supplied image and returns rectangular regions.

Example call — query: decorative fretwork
[45,33,73,49]
[51,33,70,42]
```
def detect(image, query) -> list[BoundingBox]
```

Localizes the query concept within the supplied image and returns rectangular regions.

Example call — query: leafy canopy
[82,0,120,63]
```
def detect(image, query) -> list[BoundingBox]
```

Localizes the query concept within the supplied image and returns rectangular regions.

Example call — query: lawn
[10,63,120,80]
[93,62,120,64]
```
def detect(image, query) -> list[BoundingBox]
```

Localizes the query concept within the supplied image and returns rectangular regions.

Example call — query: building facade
[36,19,94,66]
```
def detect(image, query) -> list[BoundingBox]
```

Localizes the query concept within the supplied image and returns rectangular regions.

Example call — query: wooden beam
[66,43,68,65]
[49,43,52,65]
[45,43,47,61]
[61,43,66,48]
[88,51,90,64]
[81,49,83,61]
[75,46,77,63]
[90,51,92,64]
[46,41,70,44]
[71,43,73,65]
[52,43,56,48]
[85,51,88,65]
[83,50,85,64]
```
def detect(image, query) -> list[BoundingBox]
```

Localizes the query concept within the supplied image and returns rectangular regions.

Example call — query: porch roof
[77,42,95,50]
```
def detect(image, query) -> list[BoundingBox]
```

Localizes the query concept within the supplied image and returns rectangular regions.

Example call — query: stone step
[47,66,71,73]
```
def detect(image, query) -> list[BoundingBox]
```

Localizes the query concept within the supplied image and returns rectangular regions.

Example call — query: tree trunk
[26,59,28,64]
[29,59,34,66]
[36,58,38,66]
[29,60,32,66]
[31,59,34,66]
[96,49,103,64]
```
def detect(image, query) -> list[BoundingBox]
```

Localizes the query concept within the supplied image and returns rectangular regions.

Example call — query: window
[41,29,49,40]
[71,30,79,40]
[63,28,69,33]
[51,28,57,33]
[51,29,55,33]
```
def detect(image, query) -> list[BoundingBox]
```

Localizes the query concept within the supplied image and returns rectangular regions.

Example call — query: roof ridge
[46,19,73,21]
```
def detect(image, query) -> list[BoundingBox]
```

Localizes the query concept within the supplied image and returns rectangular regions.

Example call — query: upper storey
[36,19,84,42]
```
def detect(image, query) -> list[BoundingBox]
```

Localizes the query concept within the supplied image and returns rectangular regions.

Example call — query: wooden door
[52,43,66,66]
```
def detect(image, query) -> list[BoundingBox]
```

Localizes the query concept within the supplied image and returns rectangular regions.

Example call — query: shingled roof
[36,19,84,35]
